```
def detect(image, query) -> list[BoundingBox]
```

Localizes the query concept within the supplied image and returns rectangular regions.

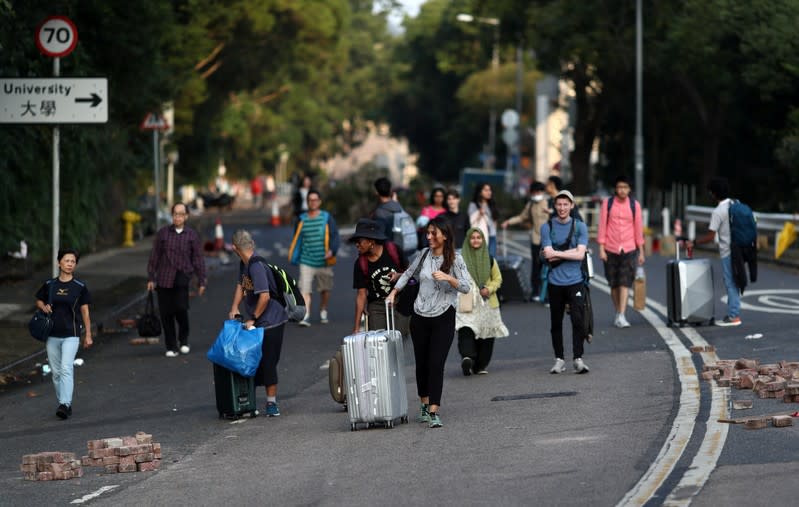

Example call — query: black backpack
[547,218,591,285]
[251,256,307,322]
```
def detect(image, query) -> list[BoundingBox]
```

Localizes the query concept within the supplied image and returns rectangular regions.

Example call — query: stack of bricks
[21,452,83,481]
[702,359,799,404]
[81,432,161,473]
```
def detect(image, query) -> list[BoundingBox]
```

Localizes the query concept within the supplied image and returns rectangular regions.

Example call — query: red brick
[744,418,768,430]
[732,399,753,409]
[759,364,780,375]
[21,454,37,465]
[717,378,731,387]
[773,389,786,399]
[772,415,794,427]
[104,438,124,448]
[118,463,137,473]
[87,439,106,450]
[137,459,161,472]
[122,436,138,446]
[119,455,136,466]
[36,471,54,481]
[766,381,786,392]
[135,432,153,444]
[102,456,120,465]
[115,446,132,456]
[74,467,84,478]
[690,345,704,353]
[758,389,769,399]
[134,453,155,463]
[22,471,37,481]
[20,464,37,473]
[104,464,119,474]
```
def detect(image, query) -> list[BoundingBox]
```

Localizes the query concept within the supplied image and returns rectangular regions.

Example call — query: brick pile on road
[702,359,799,403]
[21,452,83,481]
[81,432,161,473]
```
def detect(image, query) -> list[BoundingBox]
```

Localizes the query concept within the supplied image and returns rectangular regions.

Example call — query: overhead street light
[457,12,500,169]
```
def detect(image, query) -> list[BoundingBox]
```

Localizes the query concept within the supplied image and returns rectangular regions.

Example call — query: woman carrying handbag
[455,228,509,376]
[386,216,470,429]
[34,248,92,420]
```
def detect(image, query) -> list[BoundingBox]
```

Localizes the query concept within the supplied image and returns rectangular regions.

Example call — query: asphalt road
[1,222,798,506]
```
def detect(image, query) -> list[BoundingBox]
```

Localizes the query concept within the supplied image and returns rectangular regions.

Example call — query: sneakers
[475,369,488,375]
[615,314,631,328]
[574,358,590,374]
[716,316,742,327]
[320,309,329,324]
[428,412,443,428]
[461,357,473,376]
[416,403,430,423]
[265,402,281,417]
[298,318,311,327]
[165,350,179,358]
[56,404,70,419]
[550,358,566,374]
[179,345,191,354]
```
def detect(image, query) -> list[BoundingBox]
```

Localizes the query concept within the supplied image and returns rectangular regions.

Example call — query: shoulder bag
[29,280,56,342]
[395,249,429,317]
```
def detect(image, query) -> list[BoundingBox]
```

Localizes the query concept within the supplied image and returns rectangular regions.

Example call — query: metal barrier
[685,204,799,257]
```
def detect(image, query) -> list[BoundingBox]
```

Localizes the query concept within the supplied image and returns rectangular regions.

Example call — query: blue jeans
[46,336,80,406]
[488,236,497,258]
[720,255,740,318]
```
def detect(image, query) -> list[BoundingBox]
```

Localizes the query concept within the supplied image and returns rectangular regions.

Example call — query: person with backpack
[501,181,550,301]
[229,229,288,417]
[541,190,591,374]
[597,175,645,328]
[350,218,408,335]
[371,177,417,256]
[689,177,753,326]
[455,227,508,376]
[288,189,340,327]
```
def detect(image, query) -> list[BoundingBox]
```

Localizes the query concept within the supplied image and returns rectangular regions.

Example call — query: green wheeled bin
[213,363,259,419]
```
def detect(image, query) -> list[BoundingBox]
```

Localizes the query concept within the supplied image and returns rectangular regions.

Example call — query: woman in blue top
[229,229,289,418]
[35,248,92,420]
[541,190,590,375]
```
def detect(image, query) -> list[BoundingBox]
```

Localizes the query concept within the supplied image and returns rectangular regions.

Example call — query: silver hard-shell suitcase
[342,303,408,430]
[666,241,714,326]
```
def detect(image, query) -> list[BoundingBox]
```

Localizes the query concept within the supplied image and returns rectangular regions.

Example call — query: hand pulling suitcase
[666,240,714,326]
[342,302,408,430]
[213,363,259,419]
[496,230,533,302]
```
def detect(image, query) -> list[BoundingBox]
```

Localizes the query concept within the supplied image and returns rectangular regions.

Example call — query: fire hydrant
[121,210,142,247]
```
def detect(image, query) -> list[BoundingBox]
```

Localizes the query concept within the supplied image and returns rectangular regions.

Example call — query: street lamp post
[457,13,500,169]
[635,0,644,204]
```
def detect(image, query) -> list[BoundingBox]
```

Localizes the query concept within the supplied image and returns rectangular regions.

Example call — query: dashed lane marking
[70,485,120,504]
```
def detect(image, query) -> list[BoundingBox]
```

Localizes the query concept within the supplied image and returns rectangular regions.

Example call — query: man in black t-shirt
[350,219,407,334]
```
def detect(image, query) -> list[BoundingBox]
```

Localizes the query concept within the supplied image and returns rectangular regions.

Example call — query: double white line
[501,233,728,506]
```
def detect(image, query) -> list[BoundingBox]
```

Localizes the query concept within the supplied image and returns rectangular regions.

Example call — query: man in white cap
[540,190,591,374]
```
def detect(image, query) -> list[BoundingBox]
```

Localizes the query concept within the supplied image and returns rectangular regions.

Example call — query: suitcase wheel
[350,423,357,432]
[251,410,259,418]
[386,420,394,429]
[401,415,409,424]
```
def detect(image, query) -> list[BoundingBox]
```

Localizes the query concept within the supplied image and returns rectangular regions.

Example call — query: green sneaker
[416,403,430,423]
[428,412,442,428]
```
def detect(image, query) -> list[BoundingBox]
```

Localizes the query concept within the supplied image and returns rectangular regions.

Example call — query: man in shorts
[288,189,339,327]
[597,175,645,328]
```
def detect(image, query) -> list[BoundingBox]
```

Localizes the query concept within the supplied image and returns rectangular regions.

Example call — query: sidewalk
[0,206,270,375]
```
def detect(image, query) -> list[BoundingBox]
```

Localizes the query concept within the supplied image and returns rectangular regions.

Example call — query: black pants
[530,243,542,297]
[548,283,588,360]
[457,327,495,372]
[156,287,190,352]
[409,307,456,407]
[255,323,285,387]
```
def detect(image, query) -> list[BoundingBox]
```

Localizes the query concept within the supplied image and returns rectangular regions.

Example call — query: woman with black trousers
[387,216,470,428]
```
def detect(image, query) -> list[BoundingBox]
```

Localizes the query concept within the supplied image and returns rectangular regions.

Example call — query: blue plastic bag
[206,320,264,377]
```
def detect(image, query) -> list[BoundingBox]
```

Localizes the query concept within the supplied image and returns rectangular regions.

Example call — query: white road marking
[723,289,799,314]
[70,485,120,504]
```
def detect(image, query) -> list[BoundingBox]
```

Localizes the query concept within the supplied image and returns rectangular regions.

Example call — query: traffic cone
[271,199,281,227]
[214,217,224,251]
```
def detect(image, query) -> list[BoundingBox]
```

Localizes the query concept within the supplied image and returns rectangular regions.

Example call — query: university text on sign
[0,78,107,124]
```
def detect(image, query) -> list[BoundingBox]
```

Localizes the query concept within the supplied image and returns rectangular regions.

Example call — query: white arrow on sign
[0,78,107,124]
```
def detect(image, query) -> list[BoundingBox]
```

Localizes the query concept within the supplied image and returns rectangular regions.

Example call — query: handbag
[395,249,429,317]
[28,279,56,342]
[137,291,163,338]
[458,285,474,313]
[206,319,264,377]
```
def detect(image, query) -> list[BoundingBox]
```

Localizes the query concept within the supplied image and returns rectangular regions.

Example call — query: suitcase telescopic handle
[502,227,507,257]
[385,300,395,334]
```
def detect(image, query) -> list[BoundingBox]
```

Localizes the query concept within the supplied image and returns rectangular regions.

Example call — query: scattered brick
[772,415,793,427]
[137,459,161,472]
[744,418,768,430]
[716,378,731,387]
[20,452,82,481]
[735,358,759,370]
[732,400,753,409]
[82,433,162,475]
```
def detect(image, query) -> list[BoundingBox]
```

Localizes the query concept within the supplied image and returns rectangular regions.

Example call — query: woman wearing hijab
[456,227,508,376]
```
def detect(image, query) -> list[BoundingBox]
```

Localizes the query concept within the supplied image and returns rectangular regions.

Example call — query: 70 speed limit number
[36,16,79,58]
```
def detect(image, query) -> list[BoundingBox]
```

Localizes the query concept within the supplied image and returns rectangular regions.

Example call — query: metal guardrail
[685,204,799,258]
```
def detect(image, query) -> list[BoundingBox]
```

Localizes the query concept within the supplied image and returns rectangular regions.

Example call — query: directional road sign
[0,78,107,124]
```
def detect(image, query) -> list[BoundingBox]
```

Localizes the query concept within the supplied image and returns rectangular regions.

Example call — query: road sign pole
[153,130,160,229]
[52,57,60,278]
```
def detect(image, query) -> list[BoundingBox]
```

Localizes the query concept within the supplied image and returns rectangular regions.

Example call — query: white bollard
[662,208,671,237]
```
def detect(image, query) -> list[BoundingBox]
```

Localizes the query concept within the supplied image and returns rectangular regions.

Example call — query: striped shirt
[299,214,327,267]
[147,225,207,288]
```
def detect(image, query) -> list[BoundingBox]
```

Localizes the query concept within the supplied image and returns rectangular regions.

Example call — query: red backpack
[358,241,403,276]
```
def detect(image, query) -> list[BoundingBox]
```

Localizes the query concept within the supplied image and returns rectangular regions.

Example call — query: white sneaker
[320,309,329,324]
[618,314,631,328]
[165,350,179,358]
[179,345,190,354]
[550,358,566,374]
[574,358,590,374]
[298,319,311,327]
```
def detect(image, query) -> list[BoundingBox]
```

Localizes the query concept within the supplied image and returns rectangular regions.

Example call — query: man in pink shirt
[597,176,645,328]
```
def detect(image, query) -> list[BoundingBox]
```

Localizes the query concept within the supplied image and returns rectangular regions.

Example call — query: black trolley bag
[495,228,533,302]
[666,238,714,326]
[212,317,259,419]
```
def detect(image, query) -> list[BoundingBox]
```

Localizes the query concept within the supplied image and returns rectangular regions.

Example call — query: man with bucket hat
[350,218,408,335]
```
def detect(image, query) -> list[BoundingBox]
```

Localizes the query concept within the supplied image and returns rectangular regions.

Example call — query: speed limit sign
[35,16,78,58]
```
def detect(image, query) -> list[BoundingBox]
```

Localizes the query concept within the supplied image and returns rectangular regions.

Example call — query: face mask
[531,194,544,202]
